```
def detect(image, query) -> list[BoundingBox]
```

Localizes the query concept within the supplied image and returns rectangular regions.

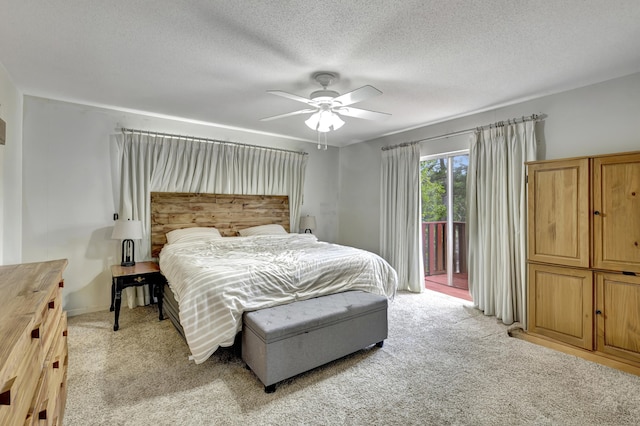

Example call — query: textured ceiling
[1,0,640,147]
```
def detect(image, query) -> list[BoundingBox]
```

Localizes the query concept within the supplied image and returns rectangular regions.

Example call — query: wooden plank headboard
[150,192,290,258]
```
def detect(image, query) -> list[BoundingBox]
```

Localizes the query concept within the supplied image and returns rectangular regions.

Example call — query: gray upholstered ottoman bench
[241,290,388,393]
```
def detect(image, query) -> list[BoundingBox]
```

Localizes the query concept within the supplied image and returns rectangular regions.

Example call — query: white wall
[0,63,23,265]
[21,97,340,315]
[338,72,640,255]
[18,72,640,315]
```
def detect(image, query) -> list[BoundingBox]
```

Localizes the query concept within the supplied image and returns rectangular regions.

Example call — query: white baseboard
[65,305,110,317]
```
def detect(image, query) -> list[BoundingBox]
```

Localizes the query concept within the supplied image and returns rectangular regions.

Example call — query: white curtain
[114,133,308,307]
[380,143,424,292]
[467,121,537,325]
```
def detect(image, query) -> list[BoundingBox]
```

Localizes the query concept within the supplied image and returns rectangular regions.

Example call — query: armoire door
[596,272,640,363]
[527,158,590,268]
[528,263,593,349]
[592,153,640,273]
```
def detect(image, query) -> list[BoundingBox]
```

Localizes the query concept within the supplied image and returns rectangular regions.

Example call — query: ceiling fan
[260,72,391,136]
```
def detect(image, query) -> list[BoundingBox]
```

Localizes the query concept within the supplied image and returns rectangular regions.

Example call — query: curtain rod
[381,113,545,151]
[120,127,308,156]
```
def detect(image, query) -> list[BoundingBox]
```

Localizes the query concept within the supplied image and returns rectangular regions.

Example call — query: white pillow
[238,224,288,237]
[166,227,222,244]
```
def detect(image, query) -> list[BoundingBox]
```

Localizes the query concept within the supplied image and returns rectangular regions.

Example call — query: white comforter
[159,234,398,363]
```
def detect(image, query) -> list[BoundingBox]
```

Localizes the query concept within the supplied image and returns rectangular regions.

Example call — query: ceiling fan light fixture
[262,71,388,144]
[330,114,345,131]
[309,90,340,102]
[305,111,344,133]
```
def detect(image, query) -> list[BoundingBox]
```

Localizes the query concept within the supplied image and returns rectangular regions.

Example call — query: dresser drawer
[25,360,49,426]
[0,320,41,396]
[48,311,68,419]
[41,285,63,363]
[53,334,69,425]
[57,370,68,426]
[0,334,41,426]
[26,311,67,426]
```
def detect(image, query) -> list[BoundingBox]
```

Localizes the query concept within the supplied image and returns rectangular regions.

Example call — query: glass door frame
[421,149,469,287]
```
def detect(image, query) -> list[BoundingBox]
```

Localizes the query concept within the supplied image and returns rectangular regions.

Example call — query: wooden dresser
[0,259,68,426]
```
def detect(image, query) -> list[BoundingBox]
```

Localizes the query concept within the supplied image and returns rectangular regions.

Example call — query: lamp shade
[305,111,344,133]
[111,220,143,240]
[299,215,317,232]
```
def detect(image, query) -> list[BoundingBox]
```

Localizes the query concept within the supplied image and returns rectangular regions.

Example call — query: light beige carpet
[65,290,640,425]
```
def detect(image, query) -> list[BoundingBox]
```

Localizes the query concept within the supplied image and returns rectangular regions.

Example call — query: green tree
[421,155,467,223]
[421,158,447,222]
[452,156,467,222]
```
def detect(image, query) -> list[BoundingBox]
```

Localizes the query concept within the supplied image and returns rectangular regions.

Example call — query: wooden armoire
[525,151,640,374]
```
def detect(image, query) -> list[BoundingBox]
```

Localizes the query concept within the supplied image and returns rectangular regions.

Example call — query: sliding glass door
[421,151,468,290]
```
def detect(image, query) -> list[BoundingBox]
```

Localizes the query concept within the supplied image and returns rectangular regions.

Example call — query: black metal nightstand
[110,261,165,331]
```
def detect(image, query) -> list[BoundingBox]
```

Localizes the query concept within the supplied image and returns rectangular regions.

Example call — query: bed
[151,192,398,364]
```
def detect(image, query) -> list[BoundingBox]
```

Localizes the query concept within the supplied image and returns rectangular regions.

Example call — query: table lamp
[112,219,143,266]
[299,215,317,234]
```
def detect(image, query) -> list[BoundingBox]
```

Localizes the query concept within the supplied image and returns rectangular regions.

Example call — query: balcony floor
[424,273,471,301]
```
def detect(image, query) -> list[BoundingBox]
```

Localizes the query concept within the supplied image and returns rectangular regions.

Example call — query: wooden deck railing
[422,221,467,276]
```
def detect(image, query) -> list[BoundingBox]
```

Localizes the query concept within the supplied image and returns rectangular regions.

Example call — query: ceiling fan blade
[260,108,316,122]
[267,90,314,105]
[335,107,391,120]
[332,85,382,106]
